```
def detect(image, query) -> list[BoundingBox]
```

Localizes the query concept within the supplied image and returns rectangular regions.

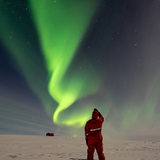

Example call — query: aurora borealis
[0,0,160,138]
[29,0,102,126]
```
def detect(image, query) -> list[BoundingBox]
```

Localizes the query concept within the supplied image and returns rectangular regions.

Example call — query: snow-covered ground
[0,135,160,160]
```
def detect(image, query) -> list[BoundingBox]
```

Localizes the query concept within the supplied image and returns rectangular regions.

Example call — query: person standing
[85,108,106,160]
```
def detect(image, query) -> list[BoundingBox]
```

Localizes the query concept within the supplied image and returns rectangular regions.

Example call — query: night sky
[0,0,160,138]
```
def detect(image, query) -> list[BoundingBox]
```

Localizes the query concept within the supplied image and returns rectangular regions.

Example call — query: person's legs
[87,143,95,160]
[96,140,105,160]
[87,138,95,160]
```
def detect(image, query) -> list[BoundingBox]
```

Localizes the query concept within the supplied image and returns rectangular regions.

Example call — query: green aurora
[29,0,103,127]
[0,0,160,137]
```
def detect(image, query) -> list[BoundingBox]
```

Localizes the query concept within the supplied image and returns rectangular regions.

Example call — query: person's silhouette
[85,108,106,160]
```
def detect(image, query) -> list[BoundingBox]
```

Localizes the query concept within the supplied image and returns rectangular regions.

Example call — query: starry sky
[0,0,160,138]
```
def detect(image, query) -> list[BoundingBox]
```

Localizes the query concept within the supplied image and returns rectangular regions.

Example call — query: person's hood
[92,110,99,119]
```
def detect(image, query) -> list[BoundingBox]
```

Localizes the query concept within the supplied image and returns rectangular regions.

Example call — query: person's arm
[85,122,89,146]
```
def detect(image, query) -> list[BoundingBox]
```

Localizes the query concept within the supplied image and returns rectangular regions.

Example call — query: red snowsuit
[85,110,105,160]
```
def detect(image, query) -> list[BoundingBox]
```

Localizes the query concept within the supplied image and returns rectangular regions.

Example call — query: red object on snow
[46,132,54,136]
